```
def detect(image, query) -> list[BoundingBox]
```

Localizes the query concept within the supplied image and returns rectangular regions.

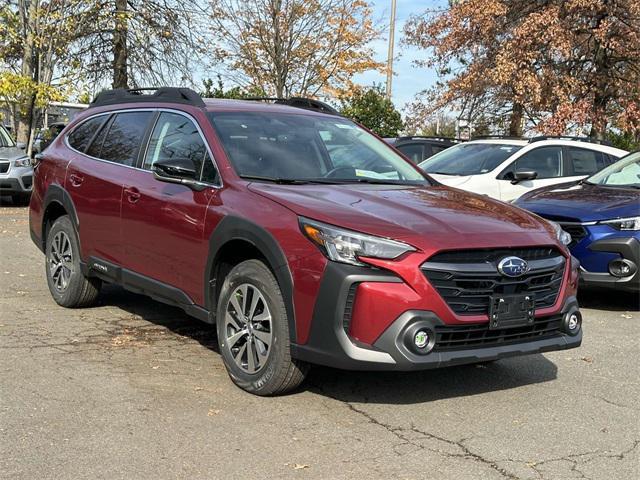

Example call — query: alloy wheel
[224,283,273,374]
[48,231,73,292]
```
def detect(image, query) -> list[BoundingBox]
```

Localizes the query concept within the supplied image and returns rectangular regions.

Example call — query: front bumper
[0,166,34,194]
[291,262,582,370]
[579,237,640,291]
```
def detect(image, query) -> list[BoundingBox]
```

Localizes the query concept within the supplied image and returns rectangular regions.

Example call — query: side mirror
[16,142,26,150]
[152,158,206,191]
[511,169,538,184]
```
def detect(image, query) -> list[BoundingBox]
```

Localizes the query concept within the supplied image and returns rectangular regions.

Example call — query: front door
[497,146,565,201]
[120,111,220,305]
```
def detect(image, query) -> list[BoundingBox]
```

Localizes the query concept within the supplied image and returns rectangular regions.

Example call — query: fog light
[567,314,579,331]
[414,330,429,349]
[562,310,582,336]
[608,259,637,278]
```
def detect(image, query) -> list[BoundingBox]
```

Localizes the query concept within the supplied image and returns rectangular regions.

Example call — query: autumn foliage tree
[404,0,640,139]
[207,0,383,98]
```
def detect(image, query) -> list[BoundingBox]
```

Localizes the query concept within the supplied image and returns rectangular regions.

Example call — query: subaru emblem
[497,256,529,277]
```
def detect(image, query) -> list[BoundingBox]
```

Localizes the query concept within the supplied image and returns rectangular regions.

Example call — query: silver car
[0,124,33,204]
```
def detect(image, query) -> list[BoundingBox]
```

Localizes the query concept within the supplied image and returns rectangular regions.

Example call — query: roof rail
[244,97,340,115]
[528,135,612,146]
[471,135,525,140]
[89,87,205,108]
[395,136,460,143]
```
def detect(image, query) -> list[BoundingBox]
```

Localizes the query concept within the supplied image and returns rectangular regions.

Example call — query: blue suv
[516,152,640,292]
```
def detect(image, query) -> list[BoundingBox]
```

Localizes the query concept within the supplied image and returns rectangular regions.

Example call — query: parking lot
[0,204,638,480]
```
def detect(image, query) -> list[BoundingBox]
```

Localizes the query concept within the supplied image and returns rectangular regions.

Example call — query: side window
[100,111,153,166]
[85,115,113,158]
[397,143,424,163]
[511,146,563,179]
[67,116,107,152]
[143,112,210,177]
[431,145,448,155]
[568,147,605,175]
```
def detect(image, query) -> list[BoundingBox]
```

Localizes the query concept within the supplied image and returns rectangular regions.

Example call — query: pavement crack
[343,401,519,479]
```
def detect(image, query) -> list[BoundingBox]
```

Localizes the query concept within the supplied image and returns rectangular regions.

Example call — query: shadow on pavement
[578,287,639,311]
[95,285,559,403]
[96,284,220,353]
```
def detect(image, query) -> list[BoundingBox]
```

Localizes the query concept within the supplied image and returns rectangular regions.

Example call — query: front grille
[559,224,587,247]
[433,314,563,351]
[422,248,565,315]
[428,247,557,263]
[22,175,33,189]
[0,161,9,174]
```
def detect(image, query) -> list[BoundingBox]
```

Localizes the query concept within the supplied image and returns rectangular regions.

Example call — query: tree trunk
[509,102,524,137]
[16,0,36,145]
[112,0,128,89]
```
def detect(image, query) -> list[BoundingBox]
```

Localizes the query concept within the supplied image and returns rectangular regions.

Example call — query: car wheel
[45,215,101,307]
[216,259,308,395]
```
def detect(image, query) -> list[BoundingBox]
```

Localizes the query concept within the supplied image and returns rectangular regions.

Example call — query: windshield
[0,125,15,148]
[208,112,428,184]
[587,152,640,187]
[419,143,522,175]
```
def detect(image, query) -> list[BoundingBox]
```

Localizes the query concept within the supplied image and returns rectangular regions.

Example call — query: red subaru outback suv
[29,88,582,395]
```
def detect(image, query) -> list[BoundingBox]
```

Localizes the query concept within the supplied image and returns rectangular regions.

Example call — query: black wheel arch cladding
[205,215,297,342]
[41,184,80,251]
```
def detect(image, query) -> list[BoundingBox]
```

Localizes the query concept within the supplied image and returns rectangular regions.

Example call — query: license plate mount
[489,294,535,329]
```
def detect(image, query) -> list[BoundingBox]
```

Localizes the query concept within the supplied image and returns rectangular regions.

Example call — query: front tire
[45,215,101,307]
[216,259,308,395]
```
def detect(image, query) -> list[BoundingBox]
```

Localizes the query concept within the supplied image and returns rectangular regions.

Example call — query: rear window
[68,116,107,152]
[420,143,522,175]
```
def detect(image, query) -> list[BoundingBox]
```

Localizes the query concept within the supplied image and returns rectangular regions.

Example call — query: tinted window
[100,112,152,166]
[397,144,424,163]
[431,145,448,154]
[86,116,112,158]
[511,146,562,179]
[200,152,218,183]
[144,112,207,171]
[68,116,107,152]
[420,143,522,175]
[209,112,426,184]
[568,147,606,175]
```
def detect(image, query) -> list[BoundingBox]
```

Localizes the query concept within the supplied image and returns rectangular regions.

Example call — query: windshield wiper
[239,175,310,184]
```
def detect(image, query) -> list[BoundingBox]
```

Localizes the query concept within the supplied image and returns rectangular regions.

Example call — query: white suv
[419,137,628,202]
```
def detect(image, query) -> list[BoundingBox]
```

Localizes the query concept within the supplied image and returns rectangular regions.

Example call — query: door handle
[69,173,84,187]
[124,186,141,203]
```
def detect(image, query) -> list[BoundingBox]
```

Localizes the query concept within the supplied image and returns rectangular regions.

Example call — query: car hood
[0,146,26,160]
[249,183,559,252]
[429,173,474,187]
[516,181,640,222]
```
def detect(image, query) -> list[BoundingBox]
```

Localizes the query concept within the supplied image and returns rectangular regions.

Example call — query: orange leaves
[404,0,640,137]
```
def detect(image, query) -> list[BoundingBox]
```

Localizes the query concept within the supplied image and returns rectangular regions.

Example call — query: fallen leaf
[208,409,220,416]
[581,356,593,363]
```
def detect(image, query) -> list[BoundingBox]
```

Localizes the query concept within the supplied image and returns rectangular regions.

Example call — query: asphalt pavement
[1,203,638,479]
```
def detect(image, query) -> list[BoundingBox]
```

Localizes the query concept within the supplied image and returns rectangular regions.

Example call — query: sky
[353,0,447,111]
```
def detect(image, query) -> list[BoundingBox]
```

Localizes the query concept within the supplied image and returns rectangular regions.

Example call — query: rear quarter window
[67,116,108,152]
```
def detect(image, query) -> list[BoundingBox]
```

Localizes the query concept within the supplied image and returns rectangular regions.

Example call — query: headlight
[600,217,640,231]
[300,217,415,266]
[14,157,31,167]
[548,220,572,246]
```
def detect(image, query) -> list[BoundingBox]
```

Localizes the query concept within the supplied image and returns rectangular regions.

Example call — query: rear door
[497,146,565,201]
[120,110,220,304]
[66,110,153,265]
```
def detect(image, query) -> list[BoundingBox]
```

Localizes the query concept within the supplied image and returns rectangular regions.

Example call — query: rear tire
[45,215,101,307]
[216,259,308,395]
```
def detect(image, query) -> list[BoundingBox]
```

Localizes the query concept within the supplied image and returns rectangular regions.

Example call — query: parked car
[0,124,33,204]
[516,152,640,292]
[419,136,627,202]
[33,122,67,154]
[389,136,458,164]
[29,87,582,395]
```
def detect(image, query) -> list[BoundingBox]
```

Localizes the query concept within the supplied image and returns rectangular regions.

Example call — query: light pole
[386,0,397,99]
